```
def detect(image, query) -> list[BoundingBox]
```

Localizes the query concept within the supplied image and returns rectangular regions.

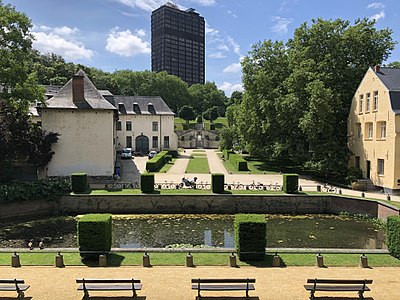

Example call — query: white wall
[41,109,115,176]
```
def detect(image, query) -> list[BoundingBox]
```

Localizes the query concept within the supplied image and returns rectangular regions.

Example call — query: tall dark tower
[151,2,205,85]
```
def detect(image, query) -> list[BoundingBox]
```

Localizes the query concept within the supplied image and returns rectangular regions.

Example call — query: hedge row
[146,151,169,172]
[212,173,224,193]
[282,174,299,193]
[78,214,112,259]
[0,179,71,202]
[223,150,248,171]
[141,173,154,193]
[71,173,88,193]
[234,214,266,261]
[387,216,400,259]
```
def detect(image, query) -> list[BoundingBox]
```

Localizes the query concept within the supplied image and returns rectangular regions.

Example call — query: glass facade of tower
[151,4,205,85]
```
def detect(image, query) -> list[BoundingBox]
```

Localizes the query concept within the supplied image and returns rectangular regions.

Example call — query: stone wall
[1,194,398,221]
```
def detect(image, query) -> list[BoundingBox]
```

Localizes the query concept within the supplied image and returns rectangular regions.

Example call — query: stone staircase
[354,179,377,191]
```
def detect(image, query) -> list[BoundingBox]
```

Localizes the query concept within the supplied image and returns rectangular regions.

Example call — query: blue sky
[5,0,400,96]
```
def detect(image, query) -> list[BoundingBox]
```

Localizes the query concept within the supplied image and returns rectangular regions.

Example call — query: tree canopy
[226,18,396,180]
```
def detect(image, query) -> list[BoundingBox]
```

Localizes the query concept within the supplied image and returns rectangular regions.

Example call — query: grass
[158,158,177,173]
[218,153,278,175]
[185,156,210,174]
[192,149,205,152]
[1,252,399,267]
[174,117,227,130]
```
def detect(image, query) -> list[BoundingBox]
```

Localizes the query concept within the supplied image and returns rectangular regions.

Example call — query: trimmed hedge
[211,173,224,193]
[234,214,266,261]
[78,214,112,259]
[71,173,88,193]
[387,216,400,258]
[223,150,248,171]
[169,150,179,158]
[282,174,299,193]
[141,173,154,193]
[165,154,172,162]
[146,151,169,172]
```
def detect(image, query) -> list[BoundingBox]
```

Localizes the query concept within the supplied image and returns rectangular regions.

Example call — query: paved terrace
[2,265,399,299]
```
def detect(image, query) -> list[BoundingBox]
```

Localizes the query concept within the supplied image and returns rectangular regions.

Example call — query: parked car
[121,148,132,159]
[148,150,157,159]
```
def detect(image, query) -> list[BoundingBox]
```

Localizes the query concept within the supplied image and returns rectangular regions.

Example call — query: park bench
[0,279,29,299]
[304,278,373,299]
[76,278,142,298]
[191,278,255,298]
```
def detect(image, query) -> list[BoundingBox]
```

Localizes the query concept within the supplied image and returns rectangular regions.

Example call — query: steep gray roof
[45,70,115,110]
[373,67,400,114]
[374,67,400,91]
[110,96,175,115]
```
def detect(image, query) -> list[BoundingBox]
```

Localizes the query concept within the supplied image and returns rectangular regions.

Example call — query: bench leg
[17,291,24,299]
[309,290,315,300]
[132,289,137,298]
[358,291,364,299]
[246,289,249,298]
[82,290,89,300]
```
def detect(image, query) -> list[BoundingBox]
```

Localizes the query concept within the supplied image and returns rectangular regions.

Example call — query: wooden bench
[0,279,29,299]
[76,278,142,298]
[304,278,373,299]
[191,278,255,298]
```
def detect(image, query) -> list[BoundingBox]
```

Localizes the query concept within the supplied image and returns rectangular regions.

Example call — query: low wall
[1,194,398,221]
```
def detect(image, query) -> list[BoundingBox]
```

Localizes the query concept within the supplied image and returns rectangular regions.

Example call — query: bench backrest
[307,279,373,285]
[191,278,256,284]
[0,279,25,284]
[76,278,141,284]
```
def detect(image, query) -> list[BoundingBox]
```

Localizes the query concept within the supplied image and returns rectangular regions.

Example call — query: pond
[0,214,386,249]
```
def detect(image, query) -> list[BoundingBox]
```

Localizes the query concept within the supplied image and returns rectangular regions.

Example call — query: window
[365,122,373,139]
[359,95,363,113]
[373,91,378,111]
[378,159,384,175]
[126,136,132,148]
[356,123,362,140]
[355,156,360,169]
[152,121,158,131]
[366,93,370,113]
[378,121,386,139]
[152,136,158,148]
[126,121,132,131]
[164,136,170,148]
[116,121,121,131]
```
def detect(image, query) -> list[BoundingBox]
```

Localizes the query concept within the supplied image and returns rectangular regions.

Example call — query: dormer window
[148,102,156,114]
[118,102,125,113]
[133,102,141,114]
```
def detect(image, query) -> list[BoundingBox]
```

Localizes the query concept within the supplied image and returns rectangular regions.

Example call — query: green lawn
[174,117,227,130]
[218,153,278,174]
[158,158,177,173]
[185,156,210,174]
[1,252,398,267]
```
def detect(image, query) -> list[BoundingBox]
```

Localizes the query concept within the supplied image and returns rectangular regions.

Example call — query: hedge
[223,151,248,171]
[141,173,154,193]
[234,214,266,261]
[387,216,400,258]
[78,214,112,259]
[212,173,224,193]
[71,173,88,193]
[146,151,169,172]
[282,174,299,193]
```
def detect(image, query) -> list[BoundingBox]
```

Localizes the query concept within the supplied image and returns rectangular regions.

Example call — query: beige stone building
[38,70,117,177]
[348,66,400,193]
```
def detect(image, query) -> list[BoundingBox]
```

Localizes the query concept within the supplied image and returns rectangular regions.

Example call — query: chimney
[374,65,381,73]
[72,70,85,104]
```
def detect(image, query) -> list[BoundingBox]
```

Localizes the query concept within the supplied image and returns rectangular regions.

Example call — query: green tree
[188,82,227,115]
[385,61,400,68]
[203,106,219,123]
[178,105,196,125]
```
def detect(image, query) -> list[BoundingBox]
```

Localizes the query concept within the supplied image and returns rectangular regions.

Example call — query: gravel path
[2,265,398,299]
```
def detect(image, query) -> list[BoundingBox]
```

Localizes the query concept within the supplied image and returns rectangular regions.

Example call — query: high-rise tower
[151,2,205,85]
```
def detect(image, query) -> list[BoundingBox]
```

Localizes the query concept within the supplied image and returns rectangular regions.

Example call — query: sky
[4,0,400,96]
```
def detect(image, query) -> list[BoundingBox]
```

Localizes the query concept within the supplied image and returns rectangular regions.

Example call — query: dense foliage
[387,216,400,259]
[141,173,155,193]
[78,214,112,259]
[282,174,299,193]
[234,214,266,261]
[211,173,224,194]
[0,179,70,202]
[71,173,88,193]
[224,18,396,181]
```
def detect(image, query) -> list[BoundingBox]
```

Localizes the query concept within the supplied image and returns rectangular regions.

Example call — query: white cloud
[206,22,242,59]
[187,0,216,6]
[32,25,94,60]
[113,0,165,12]
[271,16,293,34]
[369,11,385,21]
[223,62,241,73]
[208,52,226,58]
[367,2,385,9]
[218,82,244,97]
[227,10,238,18]
[106,28,150,57]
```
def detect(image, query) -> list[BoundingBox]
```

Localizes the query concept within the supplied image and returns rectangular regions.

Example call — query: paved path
[167,149,192,174]
[2,265,398,299]
[207,149,228,174]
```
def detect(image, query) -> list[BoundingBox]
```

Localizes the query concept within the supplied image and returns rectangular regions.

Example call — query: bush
[211,173,224,193]
[141,173,154,193]
[0,179,70,202]
[234,214,266,261]
[146,151,169,172]
[182,124,189,130]
[282,174,299,193]
[78,214,112,259]
[71,173,88,193]
[169,150,179,158]
[387,216,400,258]
[224,151,248,171]
[196,115,203,123]
[165,154,172,162]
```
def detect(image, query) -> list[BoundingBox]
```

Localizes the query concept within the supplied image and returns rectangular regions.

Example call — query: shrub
[224,151,248,171]
[146,151,169,172]
[282,174,299,193]
[182,124,189,130]
[169,150,179,158]
[234,214,266,261]
[141,173,154,193]
[71,173,88,193]
[211,173,224,193]
[78,214,112,259]
[387,216,400,258]
[165,154,172,162]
